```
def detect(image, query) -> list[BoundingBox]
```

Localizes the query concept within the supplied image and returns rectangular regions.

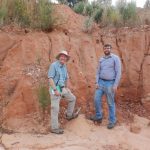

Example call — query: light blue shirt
[48,61,68,87]
[96,54,121,87]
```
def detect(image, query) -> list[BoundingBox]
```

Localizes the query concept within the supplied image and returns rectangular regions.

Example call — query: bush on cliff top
[0,0,8,26]
[73,0,148,28]
[0,0,56,31]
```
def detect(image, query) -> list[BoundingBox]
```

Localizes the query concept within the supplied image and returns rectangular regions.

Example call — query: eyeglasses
[104,47,111,49]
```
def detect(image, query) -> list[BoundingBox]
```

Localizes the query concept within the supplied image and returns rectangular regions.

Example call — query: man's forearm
[114,56,122,87]
[49,78,56,90]
[114,68,121,87]
[96,62,100,84]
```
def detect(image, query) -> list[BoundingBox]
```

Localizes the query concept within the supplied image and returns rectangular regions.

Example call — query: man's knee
[107,99,115,107]
[66,90,76,102]
[51,102,59,114]
[94,91,100,103]
[71,94,76,102]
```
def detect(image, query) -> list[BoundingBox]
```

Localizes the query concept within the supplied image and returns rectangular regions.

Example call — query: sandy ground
[1,114,150,150]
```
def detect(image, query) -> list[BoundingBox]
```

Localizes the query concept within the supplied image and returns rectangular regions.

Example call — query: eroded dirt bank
[0,4,150,134]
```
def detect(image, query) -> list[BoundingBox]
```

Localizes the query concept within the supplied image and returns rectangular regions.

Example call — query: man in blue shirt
[90,44,122,129]
[48,50,78,134]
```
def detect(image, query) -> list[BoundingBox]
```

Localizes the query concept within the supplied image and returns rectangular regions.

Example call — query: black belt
[100,78,114,81]
[60,86,65,88]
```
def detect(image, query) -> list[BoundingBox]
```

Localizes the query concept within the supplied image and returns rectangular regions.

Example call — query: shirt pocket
[54,68,60,82]
[105,59,114,68]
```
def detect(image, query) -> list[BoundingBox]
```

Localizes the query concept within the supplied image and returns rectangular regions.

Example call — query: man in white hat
[48,50,78,134]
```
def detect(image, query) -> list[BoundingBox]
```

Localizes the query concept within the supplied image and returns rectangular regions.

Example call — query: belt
[100,78,114,81]
[60,86,65,88]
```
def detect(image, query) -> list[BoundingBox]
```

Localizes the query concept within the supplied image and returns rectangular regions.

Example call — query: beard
[104,51,111,56]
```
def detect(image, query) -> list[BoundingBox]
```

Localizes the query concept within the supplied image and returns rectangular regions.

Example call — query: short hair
[104,44,112,48]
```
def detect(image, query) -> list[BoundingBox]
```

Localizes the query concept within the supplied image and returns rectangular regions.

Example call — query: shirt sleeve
[66,72,69,79]
[65,67,69,80]
[96,59,101,84]
[114,56,122,87]
[48,63,56,79]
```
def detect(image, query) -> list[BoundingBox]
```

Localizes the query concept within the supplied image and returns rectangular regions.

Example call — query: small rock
[130,124,141,134]
[120,94,124,97]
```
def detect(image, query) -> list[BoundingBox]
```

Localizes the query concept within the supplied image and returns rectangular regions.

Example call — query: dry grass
[0,0,56,31]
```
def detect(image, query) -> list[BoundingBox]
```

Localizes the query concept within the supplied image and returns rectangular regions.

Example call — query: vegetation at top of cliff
[0,0,56,31]
[0,0,149,30]
[66,0,150,28]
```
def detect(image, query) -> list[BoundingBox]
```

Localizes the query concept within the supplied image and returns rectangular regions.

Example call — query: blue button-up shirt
[96,54,121,87]
[48,61,69,87]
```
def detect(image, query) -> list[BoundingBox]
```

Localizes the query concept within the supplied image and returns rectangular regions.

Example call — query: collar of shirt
[57,61,64,68]
[103,54,112,59]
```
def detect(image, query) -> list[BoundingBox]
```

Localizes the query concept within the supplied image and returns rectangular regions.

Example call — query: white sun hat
[56,50,70,61]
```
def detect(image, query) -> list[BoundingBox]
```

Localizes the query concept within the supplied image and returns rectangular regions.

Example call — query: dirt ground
[1,114,150,150]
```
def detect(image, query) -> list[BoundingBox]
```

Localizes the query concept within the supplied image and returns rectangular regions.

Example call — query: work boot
[66,113,79,121]
[89,116,102,123]
[66,107,81,121]
[50,128,64,134]
[107,122,116,129]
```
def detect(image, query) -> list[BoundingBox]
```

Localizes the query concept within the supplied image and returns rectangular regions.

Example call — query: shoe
[50,128,64,134]
[66,113,78,121]
[66,107,81,121]
[89,116,102,123]
[107,122,116,129]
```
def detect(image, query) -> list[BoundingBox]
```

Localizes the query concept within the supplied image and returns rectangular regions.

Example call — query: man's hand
[54,90,61,96]
[112,86,117,93]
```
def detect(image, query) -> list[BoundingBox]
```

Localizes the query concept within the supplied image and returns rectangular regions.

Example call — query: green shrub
[93,8,103,23]
[116,0,127,11]
[0,0,8,26]
[110,9,122,26]
[13,0,30,27]
[118,1,138,26]
[91,1,101,10]
[32,0,55,31]
[0,0,56,31]
[102,7,122,27]
[83,17,94,32]
[84,3,94,16]
[37,83,50,112]
[74,2,85,14]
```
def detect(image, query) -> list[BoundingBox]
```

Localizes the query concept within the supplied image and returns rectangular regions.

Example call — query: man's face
[59,54,68,64]
[103,46,111,55]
